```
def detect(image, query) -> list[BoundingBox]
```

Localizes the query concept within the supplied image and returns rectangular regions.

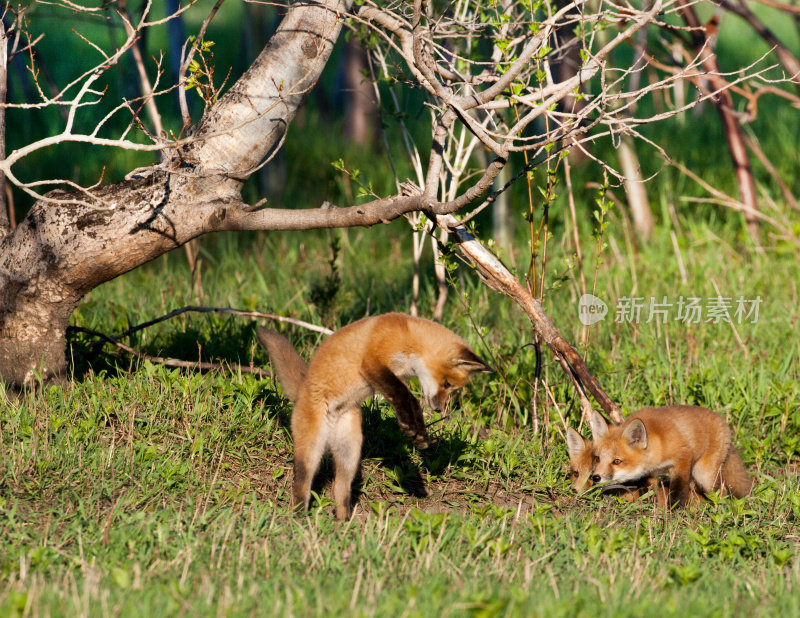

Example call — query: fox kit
[565,427,665,503]
[590,406,752,506]
[258,313,491,520]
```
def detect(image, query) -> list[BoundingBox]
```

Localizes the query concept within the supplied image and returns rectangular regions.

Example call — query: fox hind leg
[291,403,327,514]
[692,451,727,495]
[329,407,363,520]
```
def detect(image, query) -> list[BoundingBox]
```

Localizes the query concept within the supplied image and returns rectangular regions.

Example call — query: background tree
[0,0,793,406]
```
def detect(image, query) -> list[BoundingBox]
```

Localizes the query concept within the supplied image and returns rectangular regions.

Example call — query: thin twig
[67,306,333,375]
[118,1,164,138]
[178,0,226,128]
[742,131,799,212]
[92,305,335,341]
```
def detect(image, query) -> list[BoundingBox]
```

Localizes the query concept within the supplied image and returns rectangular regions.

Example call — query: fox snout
[426,392,449,413]
[591,468,615,484]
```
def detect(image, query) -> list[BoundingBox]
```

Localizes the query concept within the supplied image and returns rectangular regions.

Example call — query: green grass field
[4,3,800,616]
[2,210,799,616]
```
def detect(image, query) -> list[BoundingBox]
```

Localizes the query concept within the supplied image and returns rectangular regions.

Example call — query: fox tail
[257,329,308,403]
[721,447,753,498]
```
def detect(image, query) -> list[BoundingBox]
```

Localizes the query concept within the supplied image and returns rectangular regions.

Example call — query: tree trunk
[167,0,187,105]
[618,134,654,239]
[677,2,760,241]
[344,38,376,145]
[0,0,514,387]
[0,0,354,386]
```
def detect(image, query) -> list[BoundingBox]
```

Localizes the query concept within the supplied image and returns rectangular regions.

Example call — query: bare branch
[96,305,334,341]
[437,213,623,423]
[118,1,165,137]
[719,0,800,95]
[69,325,270,377]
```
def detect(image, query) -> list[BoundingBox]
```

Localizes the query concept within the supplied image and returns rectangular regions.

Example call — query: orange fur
[257,330,307,402]
[259,313,491,520]
[590,406,752,507]
[565,426,698,507]
[565,427,595,493]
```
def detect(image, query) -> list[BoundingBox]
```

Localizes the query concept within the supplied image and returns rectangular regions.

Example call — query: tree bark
[0,0,516,386]
[0,0,355,386]
[0,0,657,415]
[618,134,654,239]
[438,213,623,423]
[344,38,376,145]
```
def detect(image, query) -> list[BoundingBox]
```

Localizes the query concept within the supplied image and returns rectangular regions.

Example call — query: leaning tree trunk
[0,0,498,386]
[0,0,354,386]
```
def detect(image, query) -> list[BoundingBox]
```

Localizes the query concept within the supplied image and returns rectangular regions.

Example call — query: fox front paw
[411,432,430,449]
[398,422,430,449]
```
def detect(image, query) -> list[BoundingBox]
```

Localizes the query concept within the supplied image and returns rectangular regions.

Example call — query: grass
[4,3,800,616]
[2,207,800,615]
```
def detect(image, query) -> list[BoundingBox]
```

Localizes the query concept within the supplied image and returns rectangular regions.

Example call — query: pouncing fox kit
[258,313,491,520]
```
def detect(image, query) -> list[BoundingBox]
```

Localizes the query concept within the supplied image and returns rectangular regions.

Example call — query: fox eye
[593,455,599,463]
[612,459,622,465]
[570,470,578,478]
[443,380,452,389]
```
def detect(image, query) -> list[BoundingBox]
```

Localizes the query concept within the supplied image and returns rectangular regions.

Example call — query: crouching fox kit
[589,406,752,506]
[258,313,491,520]
[566,426,678,505]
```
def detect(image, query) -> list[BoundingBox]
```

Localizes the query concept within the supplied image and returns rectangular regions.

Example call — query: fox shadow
[346,404,472,503]
[263,396,471,504]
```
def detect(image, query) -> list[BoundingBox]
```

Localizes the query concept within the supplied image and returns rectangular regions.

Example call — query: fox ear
[590,410,609,440]
[622,419,647,449]
[452,347,493,374]
[565,427,588,458]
